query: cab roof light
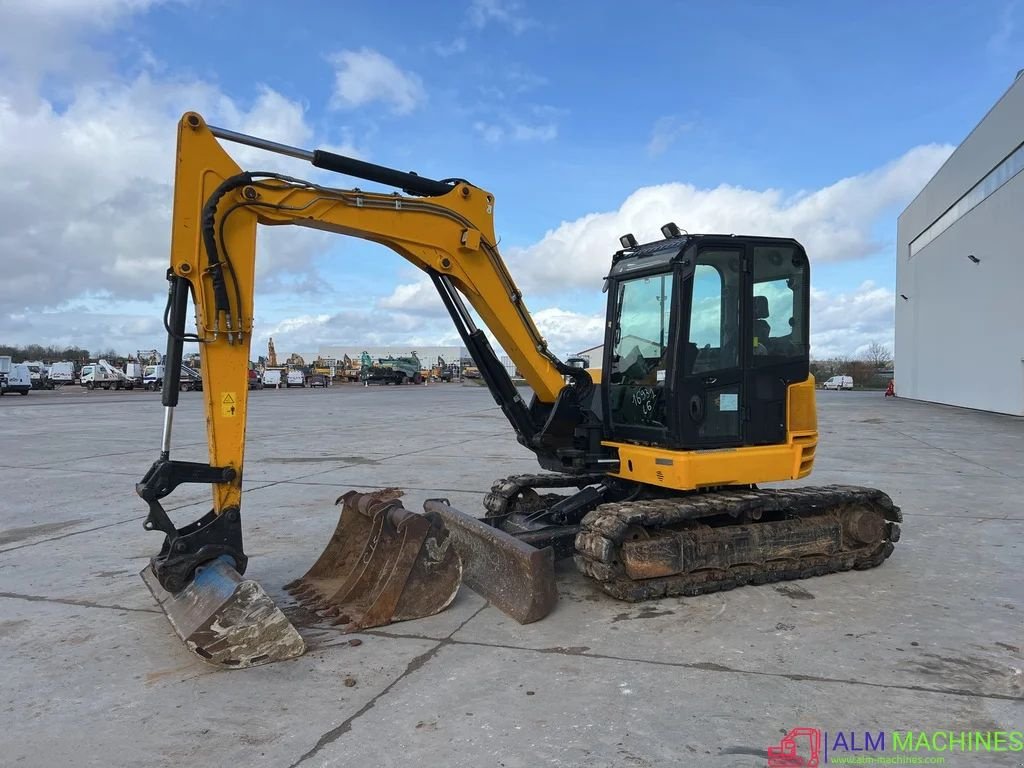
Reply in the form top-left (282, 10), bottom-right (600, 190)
top-left (660, 222), bottom-right (683, 239)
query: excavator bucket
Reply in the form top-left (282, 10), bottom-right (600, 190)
top-left (284, 489), bottom-right (462, 630)
top-left (141, 555), bottom-right (305, 669)
top-left (424, 499), bottom-right (557, 624)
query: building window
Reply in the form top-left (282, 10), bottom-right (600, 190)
top-left (909, 141), bottom-right (1024, 258)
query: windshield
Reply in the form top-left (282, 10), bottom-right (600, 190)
top-left (608, 272), bottom-right (673, 429)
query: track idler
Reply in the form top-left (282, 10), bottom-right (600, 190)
top-left (285, 489), bottom-right (463, 631)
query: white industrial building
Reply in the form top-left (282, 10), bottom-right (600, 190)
top-left (896, 72), bottom-right (1024, 416)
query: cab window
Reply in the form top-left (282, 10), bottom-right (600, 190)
top-left (686, 250), bottom-right (741, 374)
top-left (752, 246), bottom-right (808, 364)
top-left (608, 273), bottom-right (673, 428)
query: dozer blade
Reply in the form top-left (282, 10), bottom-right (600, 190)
top-left (425, 499), bottom-right (557, 624)
top-left (141, 555), bottom-right (305, 669)
top-left (285, 490), bottom-right (462, 631)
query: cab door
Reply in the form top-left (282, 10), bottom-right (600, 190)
top-left (604, 270), bottom-right (677, 445)
top-left (678, 246), bottom-right (745, 447)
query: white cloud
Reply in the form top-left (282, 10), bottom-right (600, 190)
top-left (988, 2), bottom-right (1017, 56)
top-left (467, 0), bottom-right (535, 33)
top-left (810, 280), bottom-right (895, 359)
top-left (647, 116), bottom-right (692, 157)
top-left (328, 48), bottom-right (425, 115)
top-left (531, 307), bottom-right (604, 357)
top-left (254, 307), bottom-right (463, 357)
top-left (0, 75), bottom-right (332, 313)
top-left (0, 2), bottom-right (363, 355)
top-left (507, 143), bottom-right (954, 294)
top-left (0, 0), bottom-right (165, 100)
top-left (377, 279), bottom-right (447, 315)
top-left (474, 118), bottom-right (557, 143)
top-left (432, 37), bottom-right (467, 57)
top-left (0, 303), bottom-right (168, 355)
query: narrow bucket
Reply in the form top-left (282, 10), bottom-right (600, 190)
top-left (141, 555), bottom-right (306, 669)
top-left (284, 490), bottom-right (462, 630)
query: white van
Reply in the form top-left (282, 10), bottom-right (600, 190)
top-left (822, 375), bottom-right (854, 391)
top-left (49, 361), bottom-right (76, 384)
top-left (286, 370), bottom-right (306, 388)
top-left (23, 361), bottom-right (47, 388)
top-left (124, 361), bottom-right (145, 387)
top-left (1, 363), bottom-right (32, 395)
top-left (262, 369), bottom-right (282, 388)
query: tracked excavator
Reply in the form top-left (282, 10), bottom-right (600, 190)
top-left (138, 113), bottom-right (901, 667)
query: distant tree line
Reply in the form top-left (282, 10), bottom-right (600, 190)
top-left (0, 344), bottom-right (103, 364)
top-left (810, 342), bottom-right (893, 389)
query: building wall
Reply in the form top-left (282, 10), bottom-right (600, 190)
top-left (574, 344), bottom-right (604, 368)
top-left (896, 76), bottom-right (1024, 416)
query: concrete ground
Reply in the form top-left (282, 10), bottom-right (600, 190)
top-left (0, 384), bottom-right (1020, 767)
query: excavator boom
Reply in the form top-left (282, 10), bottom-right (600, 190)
top-left (137, 113), bottom-right (592, 665)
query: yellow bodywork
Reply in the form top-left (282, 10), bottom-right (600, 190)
top-left (605, 376), bottom-right (818, 490)
top-left (168, 113), bottom-right (567, 515)
top-left (169, 112), bottom-right (819, 516)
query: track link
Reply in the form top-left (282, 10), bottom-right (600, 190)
top-left (574, 485), bottom-right (901, 601)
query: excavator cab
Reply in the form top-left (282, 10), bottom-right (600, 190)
top-left (603, 236), bottom-right (810, 450)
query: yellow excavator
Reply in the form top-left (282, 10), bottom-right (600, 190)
top-left (137, 113), bottom-right (901, 668)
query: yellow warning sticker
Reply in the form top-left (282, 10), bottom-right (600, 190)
top-left (221, 391), bottom-right (237, 417)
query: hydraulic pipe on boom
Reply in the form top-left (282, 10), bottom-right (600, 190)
top-left (137, 112), bottom-right (600, 667)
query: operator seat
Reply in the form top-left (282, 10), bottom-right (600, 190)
top-left (753, 295), bottom-right (771, 355)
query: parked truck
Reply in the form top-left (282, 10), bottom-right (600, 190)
top-left (143, 363), bottom-right (200, 391)
top-left (360, 351), bottom-right (423, 385)
top-left (81, 359), bottom-right (134, 390)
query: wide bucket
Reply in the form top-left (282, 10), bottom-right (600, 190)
top-left (141, 555), bottom-right (306, 669)
top-left (424, 499), bottom-right (557, 624)
top-left (285, 489), bottom-right (462, 630)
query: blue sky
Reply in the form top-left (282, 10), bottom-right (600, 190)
top-left (1, 0), bottom-right (1020, 359)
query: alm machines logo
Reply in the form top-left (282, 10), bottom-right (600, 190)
top-left (767, 726), bottom-right (1023, 765)
top-left (768, 728), bottom-right (821, 767)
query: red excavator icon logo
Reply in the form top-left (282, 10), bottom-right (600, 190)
top-left (767, 728), bottom-right (822, 767)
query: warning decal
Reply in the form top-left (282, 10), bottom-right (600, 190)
top-left (221, 391), bottom-right (237, 417)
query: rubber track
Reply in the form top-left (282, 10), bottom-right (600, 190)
top-left (574, 485), bottom-right (902, 601)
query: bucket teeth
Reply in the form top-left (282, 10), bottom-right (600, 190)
top-left (285, 489), bottom-right (463, 632)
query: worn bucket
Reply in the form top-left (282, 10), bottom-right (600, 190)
top-left (141, 555), bottom-right (306, 669)
top-left (285, 489), bottom-right (462, 630)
